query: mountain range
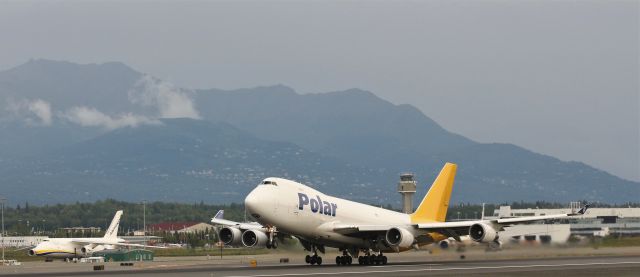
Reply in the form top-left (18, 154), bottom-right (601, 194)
top-left (0, 59), bottom-right (637, 205)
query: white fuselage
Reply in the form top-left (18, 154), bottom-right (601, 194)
top-left (245, 178), bottom-right (426, 249)
top-left (29, 237), bottom-right (122, 259)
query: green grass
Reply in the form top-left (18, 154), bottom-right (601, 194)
top-left (593, 236), bottom-right (640, 248)
top-left (0, 249), bottom-right (44, 262)
top-left (0, 246), bottom-right (268, 262)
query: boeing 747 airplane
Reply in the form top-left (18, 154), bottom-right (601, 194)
top-left (212, 163), bottom-right (588, 266)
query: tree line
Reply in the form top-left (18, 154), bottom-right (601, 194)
top-left (2, 199), bottom-right (247, 237)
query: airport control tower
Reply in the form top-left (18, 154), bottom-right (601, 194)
top-left (397, 173), bottom-right (417, 214)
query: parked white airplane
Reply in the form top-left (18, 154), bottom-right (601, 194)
top-left (212, 163), bottom-right (589, 266)
top-left (28, 210), bottom-right (162, 260)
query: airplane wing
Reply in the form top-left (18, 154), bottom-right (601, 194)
top-left (69, 238), bottom-right (167, 249)
top-left (417, 204), bottom-right (589, 239)
top-left (210, 210), bottom-right (263, 230)
top-left (332, 224), bottom-right (390, 234)
top-left (334, 204), bottom-right (589, 240)
top-left (104, 242), bottom-right (167, 249)
top-left (211, 220), bottom-right (263, 230)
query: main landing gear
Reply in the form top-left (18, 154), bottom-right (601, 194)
top-left (305, 254), bottom-right (322, 265)
top-left (357, 251), bottom-right (387, 265)
top-left (335, 249), bottom-right (387, 266)
top-left (335, 250), bottom-right (353, 265)
top-left (304, 245), bottom-right (323, 265)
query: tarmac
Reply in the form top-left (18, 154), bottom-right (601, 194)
top-left (0, 246), bottom-right (638, 277)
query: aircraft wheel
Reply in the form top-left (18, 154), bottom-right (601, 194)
top-left (347, 256), bottom-right (353, 265)
top-left (335, 256), bottom-right (341, 265)
top-left (309, 256), bottom-right (316, 265)
top-left (358, 256), bottom-right (363, 265)
top-left (266, 243), bottom-right (272, 249)
top-left (305, 255), bottom-right (311, 264)
top-left (367, 255), bottom-right (375, 265)
top-left (382, 256), bottom-right (388, 265)
top-left (271, 240), bottom-right (278, 249)
top-left (316, 256), bottom-right (322, 265)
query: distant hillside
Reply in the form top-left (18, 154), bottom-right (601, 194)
top-left (430, 143), bottom-right (636, 202)
top-left (0, 59), bottom-right (637, 205)
top-left (1, 118), bottom-right (390, 204)
top-left (195, 86), bottom-right (474, 171)
top-left (0, 59), bottom-right (142, 114)
top-left (194, 86), bottom-right (639, 203)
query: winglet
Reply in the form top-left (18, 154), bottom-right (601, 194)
top-left (410, 163), bottom-right (457, 223)
top-left (214, 210), bottom-right (224, 219)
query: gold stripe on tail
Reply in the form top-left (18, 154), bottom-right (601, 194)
top-left (410, 163), bottom-right (457, 223)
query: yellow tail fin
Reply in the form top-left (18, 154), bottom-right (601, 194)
top-left (410, 163), bottom-right (457, 223)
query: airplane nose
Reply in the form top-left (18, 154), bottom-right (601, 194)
top-left (244, 189), bottom-right (259, 213)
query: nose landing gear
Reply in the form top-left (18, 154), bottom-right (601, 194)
top-left (266, 226), bottom-right (278, 249)
top-left (266, 239), bottom-right (278, 249)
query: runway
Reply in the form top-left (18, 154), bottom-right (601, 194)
top-left (2, 255), bottom-right (639, 277)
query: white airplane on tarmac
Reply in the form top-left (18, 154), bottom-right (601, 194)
top-left (28, 210), bottom-right (163, 260)
top-left (212, 163), bottom-right (589, 266)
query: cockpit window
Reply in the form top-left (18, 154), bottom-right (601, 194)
top-left (261, 180), bottom-right (278, 186)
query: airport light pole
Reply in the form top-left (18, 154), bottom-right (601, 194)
top-left (143, 200), bottom-right (146, 251)
top-left (1, 196), bottom-right (6, 263)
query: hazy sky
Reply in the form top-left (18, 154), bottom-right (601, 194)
top-left (1, 0), bottom-right (638, 181)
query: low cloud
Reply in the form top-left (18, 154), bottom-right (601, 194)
top-left (4, 75), bottom-right (200, 131)
top-left (61, 106), bottom-right (160, 130)
top-left (129, 75), bottom-right (201, 119)
top-left (5, 98), bottom-right (53, 126)
top-left (28, 99), bottom-right (52, 125)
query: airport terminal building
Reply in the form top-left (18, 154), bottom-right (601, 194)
top-left (0, 236), bottom-right (48, 247)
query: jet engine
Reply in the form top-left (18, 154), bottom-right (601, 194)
top-left (385, 227), bottom-right (415, 248)
top-left (219, 227), bottom-right (242, 246)
top-left (438, 240), bottom-right (450, 249)
top-left (27, 249), bottom-right (35, 256)
top-left (469, 223), bottom-right (499, 243)
top-left (81, 244), bottom-right (105, 255)
top-left (241, 230), bottom-right (269, 248)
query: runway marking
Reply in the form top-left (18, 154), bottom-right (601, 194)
top-left (369, 263), bottom-right (442, 268)
top-left (225, 261), bottom-right (640, 277)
